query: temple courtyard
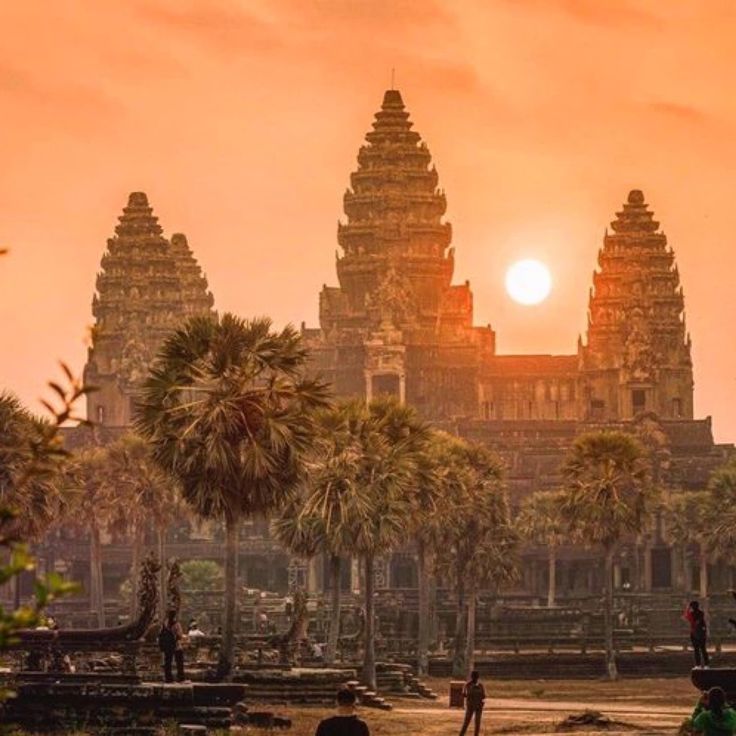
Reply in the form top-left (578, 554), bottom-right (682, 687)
top-left (0, 676), bottom-right (697, 735)
top-left (251, 677), bottom-right (694, 735)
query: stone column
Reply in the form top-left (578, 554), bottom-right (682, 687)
top-left (307, 556), bottom-right (320, 594)
top-left (643, 544), bottom-right (653, 592)
top-left (399, 373), bottom-right (406, 405)
top-left (364, 371), bottom-right (373, 402)
top-left (350, 557), bottom-right (361, 594)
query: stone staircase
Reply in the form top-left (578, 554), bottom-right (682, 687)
top-left (231, 667), bottom-right (355, 705)
top-left (376, 662), bottom-right (438, 700)
top-left (345, 679), bottom-right (392, 710)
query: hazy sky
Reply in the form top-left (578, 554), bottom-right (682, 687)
top-left (1, 0), bottom-right (735, 441)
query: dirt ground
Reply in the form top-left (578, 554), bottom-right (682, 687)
top-left (255, 677), bottom-right (699, 736)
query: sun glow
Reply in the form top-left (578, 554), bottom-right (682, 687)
top-left (505, 259), bottom-right (552, 305)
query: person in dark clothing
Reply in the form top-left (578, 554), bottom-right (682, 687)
top-left (684, 600), bottom-right (710, 668)
top-left (314, 688), bottom-right (369, 736)
top-left (159, 610), bottom-right (185, 683)
top-left (459, 670), bottom-right (486, 736)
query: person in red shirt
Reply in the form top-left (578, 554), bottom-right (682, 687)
top-left (684, 600), bottom-right (710, 668)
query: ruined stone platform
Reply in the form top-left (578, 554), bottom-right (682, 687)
top-left (0, 679), bottom-right (246, 733)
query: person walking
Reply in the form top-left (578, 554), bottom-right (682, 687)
top-left (314, 688), bottom-right (369, 736)
top-left (459, 670), bottom-right (486, 736)
top-left (159, 609), bottom-right (186, 683)
top-left (684, 600), bottom-right (710, 668)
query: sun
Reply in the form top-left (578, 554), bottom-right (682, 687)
top-left (505, 259), bottom-right (552, 305)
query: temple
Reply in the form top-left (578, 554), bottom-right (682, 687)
top-left (48, 89), bottom-right (730, 604)
top-left (84, 193), bottom-right (214, 427)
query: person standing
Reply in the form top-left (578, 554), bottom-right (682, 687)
top-left (459, 670), bottom-right (486, 736)
top-left (684, 600), bottom-right (710, 668)
top-left (314, 688), bottom-right (369, 736)
top-left (159, 609), bottom-right (186, 683)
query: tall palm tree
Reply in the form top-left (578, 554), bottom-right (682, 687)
top-left (517, 490), bottom-right (569, 607)
top-left (433, 438), bottom-right (516, 678)
top-left (136, 314), bottom-right (329, 678)
top-left (411, 431), bottom-right (447, 676)
top-left (272, 406), bottom-right (368, 665)
top-left (104, 434), bottom-right (183, 617)
top-left (64, 446), bottom-right (120, 627)
top-left (562, 430), bottom-right (655, 681)
top-left (665, 491), bottom-right (716, 602)
top-left (0, 393), bottom-right (64, 542)
top-left (302, 398), bottom-right (424, 690)
top-left (0, 393), bottom-right (66, 608)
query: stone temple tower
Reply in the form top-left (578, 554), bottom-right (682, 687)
top-left (84, 192), bottom-right (214, 427)
top-left (305, 89), bottom-right (495, 419)
top-left (579, 190), bottom-right (694, 421)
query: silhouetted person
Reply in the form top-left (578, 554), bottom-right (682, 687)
top-left (159, 609), bottom-right (185, 683)
top-left (684, 600), bottom-right (710, 668)
top-left (314, 688), bottom-right (369, 736)
top-left (459, 670), bottom-right (486, 736)
top-left (692, 686), bottom-right (736, 735)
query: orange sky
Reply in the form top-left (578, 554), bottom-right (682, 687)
top-left (1, 0), bottom-right (735, 441)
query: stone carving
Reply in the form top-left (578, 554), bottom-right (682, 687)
top-left (623, 308), bottom-right (656, 382)
top-left (366, 264), bottom-right (417, 329)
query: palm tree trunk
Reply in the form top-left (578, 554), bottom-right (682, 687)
top-left (130, 522), bottom-right (143, 618)
top-left (699, 548), bottom-right (709, 613)
top-left (464, 582), bottom-right (477, 677)
top-left (417, 540), bottom-right (430, 676)
top-left (157, 525), bottom-right (167, 618)
top-left (548, 545), bottom-right (557, 607)
top-left (90, 522), bottom-right (105, 628)
top-left (217, 514), bottom-right (240, 680)
top-left (452, 576), bottom-right (467, 679)
top-left (362, 554), bottom-right (377, 691)
top-left (603, 547), bottom-right (617, 680)
top-left (326, 554), bottom-right (341, 665)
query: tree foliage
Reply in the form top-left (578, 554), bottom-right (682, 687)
top-left (135, 313), bottom-right (330, 678)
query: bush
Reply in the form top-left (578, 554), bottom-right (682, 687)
top-left (180, 559), bottom-right (224, 591)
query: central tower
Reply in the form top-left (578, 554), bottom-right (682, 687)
top-left (306, 89), bottom-right (494, 418)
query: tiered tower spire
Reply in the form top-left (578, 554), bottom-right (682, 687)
top-left (580, 189), bottom-right (693, 420)
top-left (169, 233), bottom-right (214, 315)
top-left (311, 90), bottom-right (494, 418)
top-left (325, 89), bottom-right (457, 334)
top-left (85, 192), bottom-right (214, 426)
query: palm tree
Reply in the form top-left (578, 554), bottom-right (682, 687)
top-left (300, 398), bottom-right (424, 690)
top-left (665, 491), bottom-right (716, 602)
top-left (0, 393), bottom-right (64, 542)
top-left (0, 393), bottom-right (66, 608)
top-left (272, 406), bottom-right (367, 664)
top-left (517, 490), bottom-right (568, 606)
top-left (104, 434), bottom-right (183, 617)
top-left (136, 314), bottom-right (329, 678)
top-left (411, 431), bottom-right (447, 676)
top-left (64, 446), bottom-right (120, 627)
top-left (64, 446), bottom-right (129, 628)
top-left (561, 430), bottom-right (655, 680)
top-left (433, 438), bottom-right (517, 678)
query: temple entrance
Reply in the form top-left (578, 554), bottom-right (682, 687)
top-left (651, 547), bottom-right (672, 589)
top-left (371, 373), bottom-right (401, 399)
